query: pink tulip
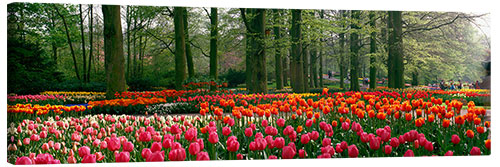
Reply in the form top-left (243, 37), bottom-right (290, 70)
top-left (78, 146), bottom-right (91, 158)
top-left (151, 142), bottom-right (162, 153)
top-left (115, 152), bottom-right (130, 162)
top-left (81, 154), bottom-right (96, 163)
top-left (245, 128), bottom-right (253, 137)
top-left (208, 132), bottom-right (219, 144)
top-left (196, 152), bottom-right (210, 161)
top-left (222, 126), bottom-right (231, 136)
top-left (15, 156), bottom-right (32, 165)
top-left (169, 148), bottom-right (186, 161)
top-left (141, 148), bottom-right (152, 159)
top-left (184, 128), bottom-right (197, 142)
top-left (189, 142), bottom-right (201, 155)
top-left (108, 137), bottom-right (121, 151)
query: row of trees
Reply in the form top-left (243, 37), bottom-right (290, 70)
top-left (8, 3), bottom-right (490, 97)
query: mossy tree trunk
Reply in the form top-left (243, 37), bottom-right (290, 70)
top-left (291, 9), bottom-right (305, 93)
top-left (273, 9), bottom-right (284, 90)
top-left (183, 8), bottom-right (195, 78)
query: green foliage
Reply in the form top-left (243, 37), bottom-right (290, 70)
top-left (49, 80), bottom-right (106, 92)
top-left (7, 38), bottom-right (63, 94)
top-left (219, 68), bottom-right (246, 88)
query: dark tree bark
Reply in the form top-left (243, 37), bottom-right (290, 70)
top-left (273, 9), bottom-right (284, 90)
top-left (126, 6), bottom-right (131, 80)
top-left (209, 8), bottom-right (218, 80)
top-left (283, 54), bottom-right (289, 86)
top-left (88, 5), bottom-right (93, 82)
top-left (183, 8), bottom-right (195, 78)
top-left (303, 47), bottom-right (309, 92)
top-left (311, 48), bottom-right (318, 88)
top-left (350, 10), bottom-right (361, 91)
top-left (54, 5), bottom-right (80, 81)
top-left (102, 5), bottom-right (126, 99)
top-left (387, 11), bottom-right (394, 88)
top-left (369, 11), bottom-right (377, 89)
top-left (319, 10), bottom-right (325, 88)
top-left (241, 9), bottom-right (267, 93)
top-left (388, 11), bottom-right (404, 88)
top-left (79, 4), bottom-right (87, 82)
top-left (338, 10), bottom-right (346, 89)
top-left (291, 9), bottom-right (305, 93)
top-left (174, 7), bottom-right (188, 90)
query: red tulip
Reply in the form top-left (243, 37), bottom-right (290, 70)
top-left (404, 149), bottom-right (414, 157)
top-left (451, 135), bottom-right (460, 144)
top-left (299, 149), bottom-right (307, 158)
top-left (95, 152), bottom-right (104, 161)
top-left (78, 146), bottom-right (91, 158)
top-left (169, 148), bottom-right (186, 161)
top-left (208, 132), bottom-right (219, 144)
top-left (322, 138), bottom-right (332, 147)
top-left (424, 141), bottom-right (434, 152)
top-left (147, 151), bottom-right (165, 162)
top-left (185, 128), bottom-right (198, 142)
top-left (23, 138), bottom-right (30, 145)
top-left (282, 146), bottom-right (296, 159)
top-left (123, 141), bottom-right (134, 152)
top-left (67, 156), bottom-right (76, 163)
top-left (245, 128), bottom-right (253, 137)
top-left (108, 137), bottom-right (121, 151)
top-left (141, 148), bottom-right (152, 159)
top-left (274, 137), bottom-right (285, 149)
top-left (262, 119), bottom-right (268, 127)
top-left (226, 136), bottom-right (240, 152)
top-left (445, 151), bottom-right (454, 156)
top-left (196, 152), bottom-right (210, 161)
top-left (369, 137), bottom-right (381, 150)
top-left (300, 134), bottom-right (310, 144)
top-left (390, 137), bottom-right (399, 148)
top-left (81, 154), bottom-right (96, 163)
top-left (341, 122), bottom-right (350, 131)
top-left (306, 119), bottom-right (313, 127)
top-left (222, 127), bottom-right (231, 136)
top-left (189, 142), bottom-right (201, 155)
top-left (139, 131), bottom-right (152, 142)
top-left (34, 153), bottom-right (55, 164)
top-left (277, 118), bottom-right (285, 127)
top-left (384, 145), bottom-right (392, 155)
top-left (42, 143), bottom-right (50, 151)
top-left (470, 147), bottom-right (481, 155)
top-left (348, 145), bottom-right (359, 158)
top-left (237, 153), bottom-right (244, 160)
top-left (268, 155), bottom-right (278, 159)
top-left (15, 156), bottom-right (32, 165)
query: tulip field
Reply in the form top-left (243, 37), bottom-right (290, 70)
top-left (6, 88), bottom-right (491, 165)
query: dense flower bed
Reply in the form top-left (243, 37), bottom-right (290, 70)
top-left (7, 88), bottom-right (491, 164)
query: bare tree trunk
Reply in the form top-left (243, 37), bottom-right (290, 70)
top-left (102, 5), bottom-right (126, 99)
top-left (79, 4), bottom-right (87, 82)
top-left (126, 6), bottom-right (131, 80)
top-left (88, 4), bottom-right (93, 82)
top-left (291, 9), bottom-right (304, 93)
top-left (174, 7), bottom-right (188, 90)
top-left (273, 9), bottom-right (283, 90)
top-left (55, 5), bottom-right (80, 81)
top-left (183, 8), bottom-right (195, 78)
top-left (209, 8), bottom-right (218, 84)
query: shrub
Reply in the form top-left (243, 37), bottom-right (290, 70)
top-left (220, 69), bottom-right (246, 88)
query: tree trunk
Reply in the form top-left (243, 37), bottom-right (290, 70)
top-left (387, 11), bottom-right (394, 88)
top-left (291, 9), bottom-right (304, 93)
top-left (250, 9), bottom-right (267, 93)
top-left (174, 7), bottom-right (188, 90)
top-left (388, 11), bottom-right (404, 88)
top-left (47, 10), bottom-right (57, 64)
top-left (55, 5), bottom-right (80, 81)
top-left (102, 5), bottom-right (126, 99)
top-left (283, 54), bottom-right (289, 86)
top-left (79, 5), bottom-right (87, 82)
top-left (133, 16), bottom-right (137, 77)
top-left (319, 10), bottom-right (325, 88)
top-left (412, 71), bottom-right (418, 86)
top-left (140, 36), bottom-right (147, 77)
top-left (273, 9), bottom-right (284, 90)
top-left (311, 48), bottom-right (319, 88)
top-left (88, 5), bottom-right (93, 82)
top-left (303, 47), bottom-right (309, 92)
top-left (209, 8), bottom-right (218, 81)
top-left (126, 6), bottom-right (131, 80)
top-left (349, 10), bottom-right (361, 91)
top-left (338, 10), bottom-right (346, 90)
top-left (369, 11), bottom-right (377, 89)
top-left (183, 8), bottom-right (195, 78)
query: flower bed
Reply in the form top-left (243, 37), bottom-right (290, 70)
top-left (7, 88), bottom-right (491, 164)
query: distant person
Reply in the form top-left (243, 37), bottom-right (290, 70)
top-left (458, 80), bottom-right (462, 89)
top-left (449, 80), bottom-right (455, 90)
top-left (439, 80), bottom-right (445, 90)
top-left (328, 70), bottom-right (332, 79)
top-left (475, 80), bottom-right (480, 89)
